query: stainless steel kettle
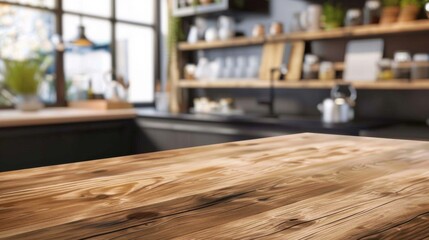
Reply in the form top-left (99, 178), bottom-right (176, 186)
top-left (318, 85), bottom-right (357, 124)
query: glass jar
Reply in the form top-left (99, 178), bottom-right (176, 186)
top-left (302, 54), bottom-right (319, 80)
top-left (345, 9), bottom-right (363, 27)
top-left (319, 61), bottom-right (335, 81)
top-left (377, 58), bottom-right (394, 80)
top-left (392, 51), bottom-right (412, 80)
top-left (411, 53), bottom-right (429, 80)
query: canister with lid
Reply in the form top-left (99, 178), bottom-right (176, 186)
top-left (392, 51), bottom-right (412, 80)
top-left (319, 61), bottom-right (336, 81)
top-left (411, 53), bottom-right (429, 80)
top-left (302, 54), bottom-right (319, 80)
top-left (377, 58), bottom-right (393, 80)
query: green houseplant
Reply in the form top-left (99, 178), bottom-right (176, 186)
top-left (323, 2), bottom-right (345, 30)
top-left (398, 0), bottom-right (422, 22)
top-left (380, 0), bottom-right (401, 24)
top-left (2, 56), bottom-right (52, 111)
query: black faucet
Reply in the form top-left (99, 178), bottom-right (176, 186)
top-left (258, 65), bottom-right (288, 118)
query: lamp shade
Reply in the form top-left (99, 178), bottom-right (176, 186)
top-left (71, 25), bottom-right (93, 47)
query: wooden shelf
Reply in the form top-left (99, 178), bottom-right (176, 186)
top-left (178, 20), bottom-right (429, 51)
top-left (178, 80), bottom-right (429, 90)
top-left (178, 37), bottom-right (265, 51)
top-left (178, 80), bottom-right (341, 89)
top-left (268, 20), bottom-right (429, 42)
top-left (350, 80), bottom-right (429, 90)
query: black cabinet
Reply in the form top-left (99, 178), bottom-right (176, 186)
top-left (134, 109), bottom-right (387, 153)
top-left (0, 120), bottom-right (135, 172)
top-left (135, 118), bottom-right (296, 153)
top-left (0, 110), bottom-right (388, 172)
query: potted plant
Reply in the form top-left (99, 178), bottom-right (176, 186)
top-left (2, 56), bottom-right (52, 111)
top-left (380, 0), bottom-right (401, 24)
top-left (398, 0), bottom-right (422, 22)
top-left (323, 2), bottom-right (345, 30)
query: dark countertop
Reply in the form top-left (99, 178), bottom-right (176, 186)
top-left (136, 108), bottom-right (390, 135)
top-left (361, 124), bottom-right (429, 141)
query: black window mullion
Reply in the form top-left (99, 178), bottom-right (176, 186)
top-left (111, 0), bottom-right (117, 80)
top-left (154, 0), bottom-right (161, 92)
top-left (55, 0), bottom-right (66, 106)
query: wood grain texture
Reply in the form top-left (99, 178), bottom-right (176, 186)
top-left (0, 108), bottom-right (136, 128)
top-left (1, 133), bottom-right (429, 239)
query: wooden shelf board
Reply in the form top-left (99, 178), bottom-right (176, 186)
top-left (351, 80), bottom-right (429, 90)
top-left (178, 20), bottom-right (429, 51)
top-left (178, 79), bottom-right (270, 88)
top-left (178, 79), bottom-right (429, 90)
top-left (268, 20), bottom-right (429, 42)
top-left (178, 37), bottom-right (265, 51)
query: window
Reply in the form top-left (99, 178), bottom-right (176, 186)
top-left (0, 0), bottom-right (159, 107)
top-left (0, 4), bottom-right (56, 106)
top-left (116, 23), bottom-right (155, 103)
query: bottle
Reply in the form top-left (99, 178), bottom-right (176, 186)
top-left (87, 79), bottom-right (94, 100)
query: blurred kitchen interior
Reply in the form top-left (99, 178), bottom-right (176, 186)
top-left (0, 0), bottom-right (429, 172)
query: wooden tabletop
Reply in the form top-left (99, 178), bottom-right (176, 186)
top-left (0, 108), bottom-right (136, 128)
top-left (1, 133), bottom-right (429, 239)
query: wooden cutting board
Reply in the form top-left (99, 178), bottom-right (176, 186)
top-left (259, 41), bottom-right (305, 82)
top-left (259, 42), bottom-right (285, 80)
top-left (69, 100), bottom-right (133, 110)
top-left (286, 40), bottom-right (305, 81)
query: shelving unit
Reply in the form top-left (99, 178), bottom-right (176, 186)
top-left (170, 0), bottom-right (429, 112)
top-left (178, 80), bottom-right (429, 90)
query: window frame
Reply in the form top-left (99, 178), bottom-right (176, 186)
top-left (0, 0), bottom-right (160, 107)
